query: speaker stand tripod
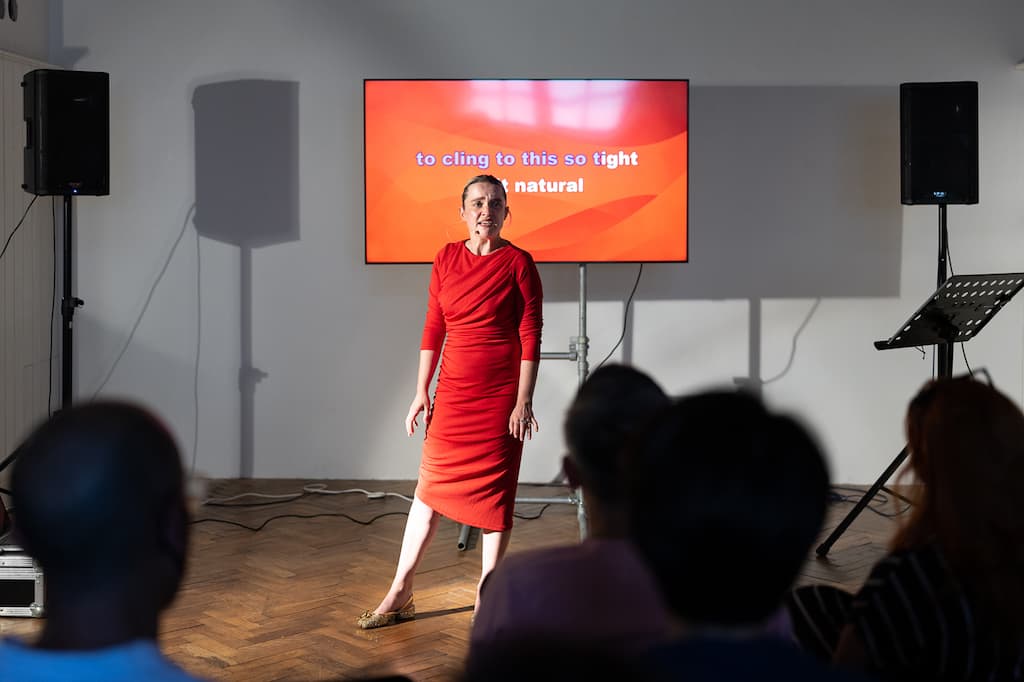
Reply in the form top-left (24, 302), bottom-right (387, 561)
top-left (816, 205), bottom-right (1024, 556)
top-left (59, 194), bottom-right (83, 410)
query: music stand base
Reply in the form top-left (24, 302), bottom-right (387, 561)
top-left (816, 446), bottom-right (908, 556)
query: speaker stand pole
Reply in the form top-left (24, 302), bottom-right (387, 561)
top-left (816, 204), bottom-right (952, 556)
top-left (60, 194), bottom-right (83, 410)
top-left (934, 205), bottom-right (955, 378)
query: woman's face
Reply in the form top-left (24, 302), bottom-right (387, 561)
top-left (460, 182), bottom-right (508, 241)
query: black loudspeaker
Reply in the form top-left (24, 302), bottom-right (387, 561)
top-left (900, 81), bottom-right (978, 205)
top-left (22, 69), bottom-right (110, 196)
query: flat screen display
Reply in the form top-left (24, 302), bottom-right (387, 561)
top-left (364, 79), bottom-right (688, 263)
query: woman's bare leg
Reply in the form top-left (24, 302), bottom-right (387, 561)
top-left (373, 495), bottom-right (440, 614)
top-left (476, 528), bottom-right (512, 611)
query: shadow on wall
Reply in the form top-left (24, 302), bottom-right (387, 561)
top-left (77, 311), bottom-right (206, 473)
top-left (192, 78), bottom-right (301, 477)
top-left (48, 1), bottom-right (87, 67)
top-left (538, 85), bottom-right (902, 303)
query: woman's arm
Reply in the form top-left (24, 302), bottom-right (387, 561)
top-left (508, 360), bottom-right (539, 441)
top-left (409, 252), bottom-right (445, 436)
top-left (406, 349), bottom-right (439, 436)
top-left (509, 254), bottom-right (543, 441)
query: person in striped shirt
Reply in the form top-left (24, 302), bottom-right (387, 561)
top-left (790, 376), bottom-right (1024, 680)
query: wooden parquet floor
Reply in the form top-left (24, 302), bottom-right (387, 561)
top-left (0, 479), bottom-right (905, 681)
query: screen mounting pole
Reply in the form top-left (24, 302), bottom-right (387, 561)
top-left (513, 264), bottom-right (591, 540)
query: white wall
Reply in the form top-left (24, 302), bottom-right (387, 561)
top-left (0, 0), bottom-right (48, 62)
top-left (49, 0), bottom-right (1024, 483)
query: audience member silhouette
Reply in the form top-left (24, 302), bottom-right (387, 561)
top-left (0, 401), bottom-right (204, 681)
top-left (470, 364), bottom-right (673, 656)
top-left (462, 637), bottom-right (658, 681)
top-left (789, 376), bottom-right (1024, 680)
top-left (629, 390), bottom-right (869, 681)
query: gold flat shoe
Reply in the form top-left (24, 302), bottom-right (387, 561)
top-left (357, 596), bottom-right (415, 630)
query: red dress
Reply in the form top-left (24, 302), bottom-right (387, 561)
top-left (417, 241), bottom-right (543, 532)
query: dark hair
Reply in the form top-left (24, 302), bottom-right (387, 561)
top-left (628, 391), bottom-right (829, 627)
top-left (12, 401), bottom-right (187, 586)
top-left (893, 377), bottom-right (1024, 637)
top-left (564, 364), bottom-right (669, 502)
top-left (461, 174), bottom-right (507, 205)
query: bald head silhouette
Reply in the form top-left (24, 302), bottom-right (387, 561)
top-left (11, 401), bottom-right (190, 648)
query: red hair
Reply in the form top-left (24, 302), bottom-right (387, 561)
top-left (893, 377), bottom-right (1024, 638)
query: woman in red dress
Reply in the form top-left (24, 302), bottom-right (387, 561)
top-left (358, 174), bottom-right (543, 629)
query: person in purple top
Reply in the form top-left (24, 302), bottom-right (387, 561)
top-left (469, 364), bottom-right (673, 659)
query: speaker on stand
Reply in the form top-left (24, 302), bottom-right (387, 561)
top-left (817, 81), bottom-right (980, 556)
top-left (900, 81), bottom-right (978, 205)
top-left (22, 68), bottom-right (110, 410)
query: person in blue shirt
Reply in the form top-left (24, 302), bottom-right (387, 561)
top-left (0, 401), bottom-right (204, 682)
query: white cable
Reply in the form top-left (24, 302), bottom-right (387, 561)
top-left (202, 491), bottom-right (303, 504)
top-left (201, 483), bottom-right (414, 506)
top-left (302, 483), bottom-right (414, 502)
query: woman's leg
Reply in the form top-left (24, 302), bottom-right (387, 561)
top-left (476, 528), bottom-right (512, 611)
top-left (373, 495), bottom-right (440, 614)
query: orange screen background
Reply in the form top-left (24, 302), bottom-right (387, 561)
top-left (365, 80), bottom-right (688, 263)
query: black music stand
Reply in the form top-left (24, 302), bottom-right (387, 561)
top-left (816, 271), bottom-right (1024, 556)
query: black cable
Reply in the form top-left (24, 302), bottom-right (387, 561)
top-left (972, 367), bottom-right (993, 386)
top-left (192, 227), bottom-right (201, 476)
top-left (191, 511), bottom-right (410, 532)
top-left (866, 504), bottom-right (914, 519)
top-left (831, 484), bottom-right (893, 500)
top-left (196, 490), bottom-right (556, 529)
top-left (203, 495), bottom-right (309, 508)
top-left (961, 343), bottom-right (974, 376)
top-left (879, 485), bottom-right (915, 506)
top-left (48, 198), bottom-right (57, 415)
top-left (828, 485), bottom-right (913, 518)
top-left (92, 204), bottom-right (196, 397)
top-left (191, 477), bottom-right (559, 533)
top-left (830, 485), bottom-right (909, 509)
top-left (513, 503), bottom-right (551, 521)
top-left (0, 195), bottom-right (38, 263)
top-left (762, 299), bottom-right (821, 384)
top-left (595, 264), bottom-right (643, 369)
top-left (944, 238), bottom-right (976, 375)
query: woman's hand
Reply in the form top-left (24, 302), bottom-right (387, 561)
top-left (406, 392), bottom-right (431, 436)
top-left (508, 401), bottom-right (539, 441)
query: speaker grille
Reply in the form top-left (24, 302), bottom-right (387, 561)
top-left (22, 69), bottom-right (110, 197)
top-left (900, 81), bottom-right (978, 206)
